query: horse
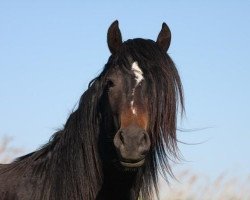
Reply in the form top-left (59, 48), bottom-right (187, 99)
top-left (0, 20), bottom-right (184, 200)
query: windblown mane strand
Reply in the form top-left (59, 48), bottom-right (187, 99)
top-left (18, 78), bottom-right (106, 200)
top-left (115, 39), bottom-right (184, 200)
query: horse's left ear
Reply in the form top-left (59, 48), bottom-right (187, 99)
top-left (107, 20), bottom-right (123, 54)
top-left (156, 22), bottom-right (171, 52)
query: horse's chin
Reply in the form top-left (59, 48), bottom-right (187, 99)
top-left (120, 158), bottom-right (145, 168)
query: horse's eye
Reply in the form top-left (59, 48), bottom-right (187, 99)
top-left (106, 79), bottom-right (115, 88)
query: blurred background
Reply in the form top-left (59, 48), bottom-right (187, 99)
top-left (0, 1), bottom-right (250, 199)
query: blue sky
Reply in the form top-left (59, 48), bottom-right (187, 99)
top-left (0, 1), bottom-right (250, 178)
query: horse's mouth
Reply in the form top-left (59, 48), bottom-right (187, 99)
top-left (120, 158), bottom-right (145, 168)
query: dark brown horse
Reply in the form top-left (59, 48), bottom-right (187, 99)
top-left (0, 21), bottom-right (184, 200)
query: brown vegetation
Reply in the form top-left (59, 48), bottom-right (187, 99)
top-left (0, 136), bottom-right (24, 164)
top-left (159, 169), bottom-right (250, 200)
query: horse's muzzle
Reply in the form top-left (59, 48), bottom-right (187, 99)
top-left (113, 125), bottom-right (151, 168)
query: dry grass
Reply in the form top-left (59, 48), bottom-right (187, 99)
top-left (159, 169), bottom-right (250, 200)
top-left (1, 137), bottom-right (249, 199)
top-left (0, 136), bottom-right (24, 164)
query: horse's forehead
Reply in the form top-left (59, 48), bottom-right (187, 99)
top-left (106, 59), bottom-right (145, 87)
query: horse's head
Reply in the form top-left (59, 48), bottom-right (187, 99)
top-left (105, 57), bottom-right (150, 168)
top-left (96, 20), bottom-right (181, 169)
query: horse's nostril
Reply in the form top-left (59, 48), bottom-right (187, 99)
top-left (114, 130), bottom-right (125, 148)
top-left (142, 133), bottom-right (146, 143)
top-left (139, 132), bottom-right (150, 153)
top-left (119, 131), bottom-right (125, 144)
top-left (138, 132), bottom-right (147, 145)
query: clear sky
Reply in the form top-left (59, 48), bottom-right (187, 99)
top-left (0, 1), bottom-right (250, 178)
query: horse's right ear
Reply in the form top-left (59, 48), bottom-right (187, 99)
top-left (107, 20), bottom-right (122, 54)
top-left (156, 22), bottom-right (171, 52)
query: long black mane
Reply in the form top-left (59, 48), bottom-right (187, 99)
top-left (109, 39), bottom-right (184, 199)
top-left (0, 38), bottom-right (183, 200)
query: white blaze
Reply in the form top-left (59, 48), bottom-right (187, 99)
top-left (130, 61), bottom-right (144, 115)
top-left (130, 100), bottom-right (136, 115)
top-left (130, 89), bottom-right (136, 114)
top-left (131, 61), bottom-right (144, 86)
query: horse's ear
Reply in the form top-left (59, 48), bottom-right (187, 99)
top-left (107, 20), bottom-right (122, 54)
top-left (156, 22), bottom-right (171, 52)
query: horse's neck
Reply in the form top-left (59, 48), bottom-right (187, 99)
top-left (97, 166), bottom-right (141, 200)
